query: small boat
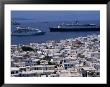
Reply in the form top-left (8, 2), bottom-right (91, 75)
top-left (11, 26), bottom-right (45, 36)
top-left (11, 20), bottom-right (20, 25)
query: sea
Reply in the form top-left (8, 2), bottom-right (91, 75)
top-left (11, 20), bottom-right (100, 45)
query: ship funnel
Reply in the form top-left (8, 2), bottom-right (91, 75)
top-left (16, 26), bottom-right (20, 30)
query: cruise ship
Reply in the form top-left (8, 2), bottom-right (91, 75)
top-left (49, 21), bottom-right (100, 32)
top-left (11, 26), bottom-right (45, 36)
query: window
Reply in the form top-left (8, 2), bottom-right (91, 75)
top-left (11, 71), bottom-right (14, 74)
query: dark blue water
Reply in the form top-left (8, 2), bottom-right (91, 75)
top-left (11, 20), bottom-right (100, 45)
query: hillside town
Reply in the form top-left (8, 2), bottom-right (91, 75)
top-left (11, 34), bottom-right (100, 77)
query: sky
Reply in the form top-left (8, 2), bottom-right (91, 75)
top-left (11, 11), bottom-right (100, 22)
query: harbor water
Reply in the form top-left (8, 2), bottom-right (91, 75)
top-left (11, 20), bottom-right (100, 45)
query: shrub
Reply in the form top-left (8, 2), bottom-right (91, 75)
top-left (21, 46), bottom-right (34, 51)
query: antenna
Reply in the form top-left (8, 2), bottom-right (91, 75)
top-left (74, 18), bottom-right (78, 24)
